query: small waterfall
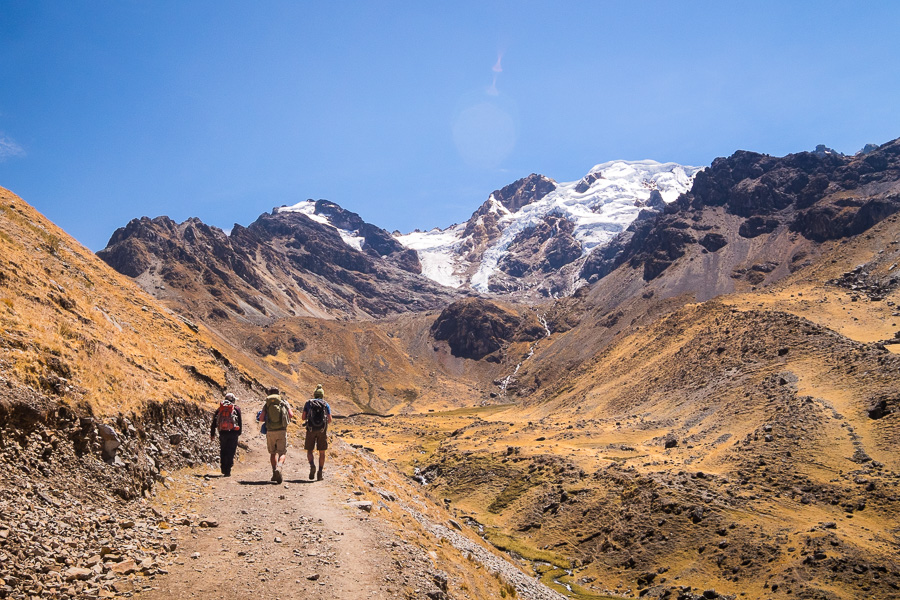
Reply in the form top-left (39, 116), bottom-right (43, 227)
top-left (538, 314), bottom-right (551, 337)
top-left (413, 467), bottom-right (428, 485)
top-left (499, 313), bottom-right (551, 395)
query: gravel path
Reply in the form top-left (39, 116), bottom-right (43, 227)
top-left (135, 431), bottom-right (573, 600)
top-left (139, 433), bottom-right (400, 600)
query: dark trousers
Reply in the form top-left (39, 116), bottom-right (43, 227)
top-left (219, 431), bottom-right (240, 475)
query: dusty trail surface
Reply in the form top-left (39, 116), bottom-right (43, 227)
top-left (141, 432), bottom-right (401, 600)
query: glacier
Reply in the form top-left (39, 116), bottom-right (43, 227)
top-left (399, 160), bottom-right (700, 292)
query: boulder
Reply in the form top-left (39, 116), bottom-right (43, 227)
top-left (698, 233), bottom-right (727, 252)
top-left (97, 424), bottom-right (120, 460)
top-left (64, 567), bottom-right (92, 581)
top-left (348, 501), bottom-right (374, 512)
top-left (110, 558), bottom-right (137, 575)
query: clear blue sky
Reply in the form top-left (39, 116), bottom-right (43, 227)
top-left (1, 2), bottom-right (899, 250)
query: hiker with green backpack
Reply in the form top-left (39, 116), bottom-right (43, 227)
top-left (257, 387), bottom-right (294, 484)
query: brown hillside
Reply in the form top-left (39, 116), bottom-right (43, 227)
top-left (346, 293), bottom-right (900, 598)
top-left (200, 297), bottom-right (545, 417)
top-left (0, 187), bottom-right (234, 416)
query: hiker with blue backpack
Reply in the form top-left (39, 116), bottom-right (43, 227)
top-left (302, 384), bottom-right (332, 481)
top-left (210, 392), bottom-right (242, 477)
top-left (257, 387), bottom-right (294, 484)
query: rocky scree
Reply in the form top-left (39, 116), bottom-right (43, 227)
top-left (0, 384), bottom-right (223, 599)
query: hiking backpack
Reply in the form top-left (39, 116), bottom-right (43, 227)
top-left (306, 399), bottom-right (327, 430)
top-left (265, 395), bottom-right (289, 431)
top-left (217, 403), bottom-right (239, 432)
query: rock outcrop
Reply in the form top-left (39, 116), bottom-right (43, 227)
top-left (460, 174), bottom-right (557, 263)
top-left (431, 298), bottom-right (545, 360)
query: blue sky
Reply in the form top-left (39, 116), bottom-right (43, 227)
top-left (1, 2), bottom-right (899, 250)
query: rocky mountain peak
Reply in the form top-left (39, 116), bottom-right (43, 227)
top-left (460, 174), bottom-right (557, 247)
top-left (491, 173), bottom-right (557, 213)
top-left (813, 144), bottom-right (843, 157)
top-left (276, 199), bottom-right (412, 262)
top-left (98, 200), bottom-right (459, 324)
top-left (399, 161), bottom-right (699, 297)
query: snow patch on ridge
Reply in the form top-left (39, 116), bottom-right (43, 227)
top-left (277, 200), bottom-right (366, 251)
top-left (487, 194), bottom-right (511, 216)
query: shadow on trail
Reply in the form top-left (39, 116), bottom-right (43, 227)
top-left (236, 479), bottom-right (316, 486)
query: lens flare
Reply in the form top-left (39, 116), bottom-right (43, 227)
top-left (452, 102), bottom-right (516, 168)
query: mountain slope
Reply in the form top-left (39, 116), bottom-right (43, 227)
top-left (337, 140), bottom-right (900, 599)
top-left (0, 187), bottom-right (236, 415)
top-left (581, 139), bottom-right (900, 287)
top-left (97, 200), bottom-right (462, 325)
top-left (383, 293), bottom-right (900, 599)
top-left (0, 186), bottom-right (271, 598)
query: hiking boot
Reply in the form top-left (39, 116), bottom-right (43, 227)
top-left (271, 469), bottom-right (278, 482)
top-left (309, 464), bottom-right (316, 480)
top-left (316, 469), bottom-right (323, 481)
top-left (274, 468), bottom-right (283, 484)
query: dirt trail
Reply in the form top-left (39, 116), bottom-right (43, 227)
top-left (140, 432), bottom-right (400, 600)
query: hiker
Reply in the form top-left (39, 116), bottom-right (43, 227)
top-left (210, 392), bottom-right (242, 477)
top-left (302, 384), bottom-right (332, 481)
top-left (257, 387), bottom-right (293, 484)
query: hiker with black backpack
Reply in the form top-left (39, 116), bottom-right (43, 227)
top-left (302, 384), bottom-right (332, 481)
top-left (210, 392), bottom-right (242, 477)
top-left (257, 387), bottom-right (294, 484)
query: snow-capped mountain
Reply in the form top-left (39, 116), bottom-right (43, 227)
top-left (166, 161), bottom-right (698, 304)
top-left (398, 160), bottom-right (700, 296)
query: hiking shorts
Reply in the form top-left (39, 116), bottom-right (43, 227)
top-left (304, 428), bottom-right (328, 451)
top-left (266, 429), bottom-right (287, 455)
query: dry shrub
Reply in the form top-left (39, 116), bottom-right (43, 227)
top-left (58, 321), bottom-right (78, 340)
top-left (496, 572), bottom-right (517, 598)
